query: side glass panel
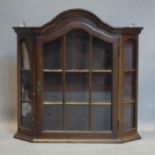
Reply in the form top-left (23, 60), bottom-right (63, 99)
top-left (20, 40), bottom-right (32, 129)
top-left (20, 41), bottom-right (31, 69)
top-left (66, 29), bottom-right (89, 69)
top-left (123, 39), bottom-right (136, 130)
top-left (124, 40), bottom-right (136, 70)
top-left (124, 73), bottom-right (135, 101)
top-left (124, 103), bottom-right (135, 129)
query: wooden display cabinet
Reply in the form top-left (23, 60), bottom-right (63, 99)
top-left (13, 9), bottom-right (143, 143)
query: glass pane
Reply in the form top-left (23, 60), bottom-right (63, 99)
top-left (21, 41), bottom-right (31, 69)
top-left (92, 37), bottom-right (112, 70)
top-left (65, 105), bottom-right (89, 130)
top-left (124, 103), bottom-right (135, 129)
top-left (42, 105), bottom-right (63, 130)
top-left (66, 73), bottom-right (89, 104)
top-left (92, 73), bottom-right (112, 103)
top-left (21, 70), bottom-right (32, 101)
top-left (20, 69), bottom-right (32, 128)
top-left (43, 38), bottom-right (63, 69)
top-left (21, 101), bottom-right (32, 128)
top-left (44, 73), bottom-right (63, 103)
top-left (124, 73), bottom-right (135, 101)
top-left (91, 105), bottom-right (111, 131)
top-left (66, 29), bottom-right (89, 69)
top-left (124, 39), bottom-right (136, 70)
top-left (20, 40), bottom-right (32, 129)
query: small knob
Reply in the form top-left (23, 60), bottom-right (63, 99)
top-left (129, 22), bottom-right (135, 27)
top-left (20, 21), bottom-right (26, 27)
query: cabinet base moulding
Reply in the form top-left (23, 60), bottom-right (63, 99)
top-left (14, 132), bottom-right (141, 143)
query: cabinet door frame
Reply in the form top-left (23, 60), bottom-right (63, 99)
top-left (119, 35), bottom-right (139, 137)
top-left (35, 25), bottom-right (120, 139)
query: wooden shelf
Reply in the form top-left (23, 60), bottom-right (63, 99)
top-left (44, 69), bottom-right (63, 73)
top-left (43, 101), bottom-right (111, 105)
top-left (43, 69), bottom-right (112, 73)
top-left (44, 101), bottom-right (62, 105)
top-left (66, 69), bottom-right (89, 73)
top-left (92, 102), bottom-right (111, 105)
top-left (92, 70), bottom-right (112, 73)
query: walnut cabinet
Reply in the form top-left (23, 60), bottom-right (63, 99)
top-left (13, 9), bottom-right (143, 143)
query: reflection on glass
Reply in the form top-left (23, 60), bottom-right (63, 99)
top-left (66, 29), bottom-right (89, 69)
top-left (66, 73), bottom-right (89, 104)
top-left (44, 73), bottom-right (63, 103)
top-left (124, 103), bottom-right (135, 129)
top-left (124, 40), bottom-right (136, 70)
top-left (20, 40), bottom-right (32, 128)
top-left (21, 41), bottom-right (31, 69)
top-left (65, 105), bottom-right (89, 130)
top-left (124, 73), bottom-right (135, 101)
top-left (21, 71), bottom-right (32, 101)
top-left (43, 38), bottom-right (63, 69)
top-left (92, 37), bottom-right (112, 69)
top-left (42, 105), bottom-right (63, 130)
top-left (91, 105), bottom-right (111, 131)
top-left (92, 73), bottom-right (112, 103)
top-left (21, 102), bottom-right (32, 128)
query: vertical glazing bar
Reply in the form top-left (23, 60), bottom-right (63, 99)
top-left (89, 35), bottom-right (92, 130)
top-left (62, 35), bottom-right (66, 130)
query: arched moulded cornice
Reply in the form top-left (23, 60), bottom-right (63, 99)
top-left (40, 9), bottom-right (115, 33)
top-left (13, 9), bottom-right (143, 35)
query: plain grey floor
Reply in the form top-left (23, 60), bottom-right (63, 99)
top-left (0, 122), bottom-right (155, 155)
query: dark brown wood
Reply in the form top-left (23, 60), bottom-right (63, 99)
top-left (13, 9), bottom-right (143, 143)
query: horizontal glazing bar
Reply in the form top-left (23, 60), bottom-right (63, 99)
top-left (43, 69), bottom-right (112, 73)
top-left (124, 69), bottom-right (136, 72)
top-left (92, 102), bottom-right (111, 105)
top-left (92, 70), bottom-right (112, 73)
top-left (43, 102), bottom-right (112, 105)
top-left (44, 69), bottom-right (63, 72)
top-left (44, 102), bottom-right (62, 105)
top-left (65, 102), bottom-right (89, 105)
top-left (66, 69), bottom-right (89, 73)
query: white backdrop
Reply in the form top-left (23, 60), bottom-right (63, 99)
top-left (0, 0), bottom-right (155, 130)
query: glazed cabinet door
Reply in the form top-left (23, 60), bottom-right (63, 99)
top-left (36, 29), bottom-right (119, 139)
top-left (121, 35), bottom-right (138, 135)
top-left (17, 37), bottom-right (33, 135)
